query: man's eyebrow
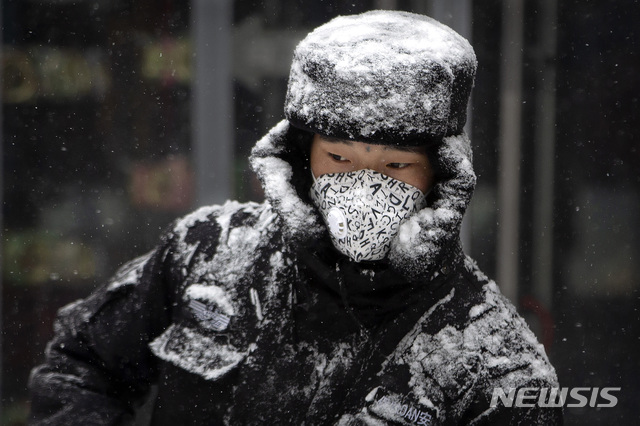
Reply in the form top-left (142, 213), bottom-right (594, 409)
top-left (383, 145), bottom-right (426, 153)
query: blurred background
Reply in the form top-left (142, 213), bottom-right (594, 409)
top-left (1, 0), bottom-right (638, 424)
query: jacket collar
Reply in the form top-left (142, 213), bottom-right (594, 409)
top-left (249, 120), bottom-right (325, 246)
top-left (249, 120), bottom-right (475, 282)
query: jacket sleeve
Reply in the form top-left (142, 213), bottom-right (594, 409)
top-left (28, 233), bottom-right (177, 426)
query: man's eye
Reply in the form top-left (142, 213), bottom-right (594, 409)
top-left (387, 162), bottom-right (410, 169)
top-left (329, 153), bottom-right (349, 162)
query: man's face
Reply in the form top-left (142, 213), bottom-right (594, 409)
top-left (309, 134), bottom-right (435, 194)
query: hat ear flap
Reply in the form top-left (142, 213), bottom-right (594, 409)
top-left (388, 133), bottom-right (475, 281)
top-left (282, 126), bottom-right (315, 203)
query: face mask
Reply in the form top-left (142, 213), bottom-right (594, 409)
top-left (309, 169), bottom-right (427, 262)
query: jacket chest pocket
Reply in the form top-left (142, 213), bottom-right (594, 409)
top-left (149, 283), bottom-right (253, 381)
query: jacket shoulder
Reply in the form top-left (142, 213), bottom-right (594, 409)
top-left (461, 257), bottom-right (557, 387)
top-left (371, 257), bottom-right (559, 423)
top-left (171, 200), bottom-right (276, 244)
top-left (397, 259), bottom-right (557, 388)
top-left (167, 201), bottom-right (278, 266)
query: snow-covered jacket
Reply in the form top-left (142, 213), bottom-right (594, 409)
top-left (29, 120), bottom-right (562, 425)
top-left (30, 11), bottom-right (561, 425)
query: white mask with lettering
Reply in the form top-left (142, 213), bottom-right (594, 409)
top-left (309, 169), bottom-right (427, 262)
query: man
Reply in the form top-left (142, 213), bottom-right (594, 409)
top-left (30, 10), bottom-right (562, 425)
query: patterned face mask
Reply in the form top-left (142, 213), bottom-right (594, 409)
top-left (309, 169), bottom-right (427, 262)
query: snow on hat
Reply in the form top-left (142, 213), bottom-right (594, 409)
top-left (284, 10), bottom-right (477, 146)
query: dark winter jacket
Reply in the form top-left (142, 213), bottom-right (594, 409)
top-left (29, 120), bottom-right (562, 425)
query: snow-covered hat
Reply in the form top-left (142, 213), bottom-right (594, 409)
top-left (284, 10), bottom-right (477, 146)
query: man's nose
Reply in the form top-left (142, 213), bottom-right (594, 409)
top-left (353, 161), bottom-right (386, 176)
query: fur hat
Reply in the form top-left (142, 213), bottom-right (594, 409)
top-left (284, 10), bottom-right (477, 146)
